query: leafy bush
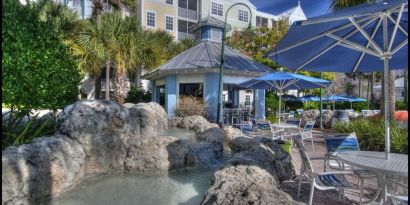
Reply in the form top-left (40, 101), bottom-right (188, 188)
top-left (266, 114), bottom-right (279, 124)
top-left (335, 101), bottom-right (369, 111)
top-left (396, 101), bottom-right (408, 110)
top-left (175, 96), bottom-right (207, 118)
top-left (125, 86), bottom-right (152, 104)
top-left (303, 102), bottom-right (319, 110)
top-left (3, 0), bottom-right (81, 111)
top-left (333, 118), bottom-right (408, 154)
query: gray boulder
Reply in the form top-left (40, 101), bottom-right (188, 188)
top-left (2, 135), bottom-right (86, 205)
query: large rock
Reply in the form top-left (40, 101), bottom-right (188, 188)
top-left (201, 164), bottom-right (302, 205)
top-left (2, 135), bottom-right (86, 205)
top-left (200, 135), bottom-right (298, 205)
top-left (124, 136), bottom-right (191, 172)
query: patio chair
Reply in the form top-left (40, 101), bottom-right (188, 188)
top-left (323, 133), bottom-right (361, 172)
top-left (387, 175), bottom-right (408, 205)
top-left (288, 111), bottom-right (296, 119)
top-left (292, 121), bottom-right (316, 151)
top-left (294, 140), bottom-right (364, 205)
top-left (240, 121), bottom-right (254, 134)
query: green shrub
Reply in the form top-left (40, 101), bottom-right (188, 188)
top-left (125, 86), bottom-right (152, 104)
top-left (3, 0), bottom-right (81, 111)
top-left (266, 114), bottom-right (279, 123)
top-left (396, 101), bottom-right (408, 110)
top-left (332, 118), bottom-right (408, 154)
top-left (303, 102), bottom-right (319, 110)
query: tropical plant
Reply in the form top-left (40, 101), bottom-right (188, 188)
top-left (3, 0), bottom-right (81, 112)
top-left (125, 85), bottom-right (152, 103)
top-left (333, 118), bottom-right (408, 154)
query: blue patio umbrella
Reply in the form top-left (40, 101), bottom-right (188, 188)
top-left (239, 71), bottom-right (331, 122)
top-left (345, 96), bottom-right (367, 109)
top-left (323, 95), bottom-right (350, 110)
top-left (268, 0), bottom-right (408, 158)
top-left (297, 95), bottom-right (321, 102)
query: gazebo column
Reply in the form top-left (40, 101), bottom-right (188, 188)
top-left (204, 73), bottom-right (219, 122)
top-left (233, 89), bottom-right (239, 107)
top-left (165, 75), bottom-right (177, 119)
top-left (254, 89), bottom-right (265, 119)
top-left (150, 80), bottom-right (157, 103)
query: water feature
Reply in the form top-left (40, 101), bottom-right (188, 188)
top-left (49, 168), bottom-right (213, 205)
top-left (159, 127), bottom-right (198, 142)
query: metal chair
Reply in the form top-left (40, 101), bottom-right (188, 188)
top-left (387, 175), bottom-right (408, 205)
top-left (294, 140), bottom-right (364, 205)
top-left (289, 111), bottom-right (296, 119)
top-left (292, 121), bottom-right (316, 151)
top-left (240, 121), bottom-right (253, 135)
top-left (323, 132), bottom-right (361, 172)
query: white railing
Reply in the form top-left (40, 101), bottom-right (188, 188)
top-left (178, 32), bottom-right (195, 40)
top-left (178, 7), bottom-right (198, 20)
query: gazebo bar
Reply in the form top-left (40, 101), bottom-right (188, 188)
top-left (143, 16), bottom-right (273, 122)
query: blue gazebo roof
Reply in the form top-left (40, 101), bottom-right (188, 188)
top-left (143, 41), bottom-right (273, 80)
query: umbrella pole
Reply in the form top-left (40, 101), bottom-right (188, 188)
top-left (351, 102), bottom-right (353, 110)
top-left (320, 73), bottom-right (323, 130)
top-left (383, 14), bottom-right (390, 159)
top-left (278, 93), bottom-right (282, 123)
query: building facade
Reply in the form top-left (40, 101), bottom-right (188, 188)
top-left (63, 0), bottom-right (307, 101)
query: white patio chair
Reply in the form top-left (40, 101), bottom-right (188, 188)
top-left (269, 123), bottom-right (287, 140)
top-left (288, 111), bottom-right (296, 119)
top-left (387, 175), bottom-right (408, 205)
top-left (240, 121), bottom-right (253, 135)
top-left (292, 120), bottom-right (316, 151)
top-left (294, 140), bottom-right (364, 205)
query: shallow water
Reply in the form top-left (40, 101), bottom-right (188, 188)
top-left (50, 168), bottom-right (213, 205)
top-left (159, 127), bottom-right (197, 142)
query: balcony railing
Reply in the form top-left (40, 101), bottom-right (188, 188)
top-left (178, 32), bottom-right (195, 40)
top-left (178, 7), bottom-right (198, 21)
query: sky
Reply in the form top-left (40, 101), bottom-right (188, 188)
top-left (250, 0), bottom-right (332, 18)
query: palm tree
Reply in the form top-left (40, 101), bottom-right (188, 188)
top-left (70, 12), bottom-right (128, 100)
top-left (330, 0), bottom-right (396, 116)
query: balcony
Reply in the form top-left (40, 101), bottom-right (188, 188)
top-left (178, 32), bottom-right (195, 40)
top-left (178, 7), bottom-right (198, 21)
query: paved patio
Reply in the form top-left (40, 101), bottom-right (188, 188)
top-left (255, 128), bottom-right (380, 205)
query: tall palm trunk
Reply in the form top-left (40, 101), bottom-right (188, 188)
top-left (113, 73), bottom-right (129, 103)
top-left (134, 66), bottom-right (143, 88)
top-left (381, 70), bottom-right (396, 117)
top-left (94, 74), bottom-right (102, 99)
top-left (388, 70), bottom-right (396, 117)
top-left (370, 72), bottom-right (374, 109)
top-left (105, 62), bottom-right (110, 100)
top-left (404, 70), bottom-right (408, 106)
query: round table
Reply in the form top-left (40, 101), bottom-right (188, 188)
top-left (336, 151), bottom-right (408, 204)
top-left (270, 123), bottom-right (298, 139)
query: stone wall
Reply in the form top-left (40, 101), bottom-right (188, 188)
top-left (1, 100), bottom-right (189, 205)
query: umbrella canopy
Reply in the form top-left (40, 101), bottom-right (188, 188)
top-left (268, 0), bottom-right (408, 159)
top-left (323, 95), bottom-right (350, 102)
top-left (239, 72), bottom-right (331, 122)
top-left (297, 95), bottom-right (321, 102)
top-left (346, 96), bottom-right (367, 102)
top-left (282, 94), bottom-right (298, 101)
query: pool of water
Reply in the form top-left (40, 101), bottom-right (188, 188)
top-left (159, 127), bottom-right (197, 142)
top-left (50, 168), bottom-right (213, 205)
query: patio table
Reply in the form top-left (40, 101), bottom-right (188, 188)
top-left (336, 151), bottom-right (408, 204)
top-left (270, 123), bottom-right (298, 139)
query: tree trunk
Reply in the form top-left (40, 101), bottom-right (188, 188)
top-left (134, 66), bottom-right (143, 88)
top-left (94, 74), bottom-right (101, 99)
top-left (358, 76), bottom-right (361, 98)
top-left (404, 70), bottom-right (408, 106)
top-left (370, 72), bottom-right (374, 110)
top-left (388, 70), bottom-right (396, 117)
top-left (113, 73), bottom-right (129, 103)
top-left (105, 62), bottom-right (110, 100)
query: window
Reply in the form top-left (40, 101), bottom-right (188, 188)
top-left (179, 83), bottom-right (203, 98)
top-left (166, 0), bottom-right (172, 5)
top-left (146, 12), bottom-right (155, 27)
top-left (211, 2), bottom-right (223, 16)
top-left (165, 16), bottom-right (173, 31)
top-left (211, 27), bottom-right (221, 40)
top-left (238, 10), bottom-right (248, 22)
top-left (256, 16), bottom-right (268, 27)
top-left (245, 95), bottom-right (251, 106)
